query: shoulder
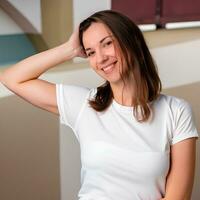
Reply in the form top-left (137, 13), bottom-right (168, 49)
top-left (56, 84), bottom-right (97, 128)
top-left (155, 94), bottom-right (191, 112)
top-left (157, 94), bottom-right (196, 128)
top-left (56, 84), bottom-right (98, 105)
top-left (56, 84), bottom-right (94, 97)
top-left (157, 95), bottom-right (199, 145)
top-left (57, 84), bottom-right (90, 93)
top-left (152, 94), bottom-right (194, 124)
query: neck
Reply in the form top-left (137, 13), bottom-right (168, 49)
top-left (110, 82), bottom-right (135, 106)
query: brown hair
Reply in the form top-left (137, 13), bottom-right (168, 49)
top-left (79, 10), bottom-right (162, 122)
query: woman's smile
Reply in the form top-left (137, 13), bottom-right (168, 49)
top-left (101, 61), bottom-right (117, 74)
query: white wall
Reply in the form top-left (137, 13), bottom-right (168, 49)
top-left (0, 7), bottom-right (23, 35)
top-left (0, 0), bottom-right (41, 35)
top-left (73, 0), bottom-right (111, 28)
top-left (152, 39), bottom-right (200, 88)
top-left (8, 0), bottom-right (42, 33)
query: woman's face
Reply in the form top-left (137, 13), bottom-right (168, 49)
top-left (82, 22), bottom-right (124, 85)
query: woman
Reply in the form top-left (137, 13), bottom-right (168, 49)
top-left (0, 10), bottom-right (198, 200)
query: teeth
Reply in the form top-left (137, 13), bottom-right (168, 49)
top-left (103, 65), bottom-right (113, 72)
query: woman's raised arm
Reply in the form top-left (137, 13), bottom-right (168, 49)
top-left (0, 29), bottom-right (85, 114)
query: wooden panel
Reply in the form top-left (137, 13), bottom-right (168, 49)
top-left (161, 0), bottom-right (200, 24)
top-left (112, 0), bottom-right (200, 27)
top-left (112, 0), bottom-right (157, 24)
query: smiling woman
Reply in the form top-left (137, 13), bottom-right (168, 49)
top-left (78, 11), bottom-right (162, 122)
top-left (82, 23), bottom-right (121, 86)
top-left (0, 10), bottom-right (198, 200)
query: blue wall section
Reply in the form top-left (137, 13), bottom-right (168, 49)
top-left (0, 34), bottom-right (37, 66)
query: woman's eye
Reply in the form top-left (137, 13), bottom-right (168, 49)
top-left (107, 41), bottom-right (112, 45)
top-left (104, 41), bottom-right (112, 47)
top-left (87, 51), bottom-right (95, 57)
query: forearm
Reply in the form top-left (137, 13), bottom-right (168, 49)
top-left (0, 42), bottom-right (74, 85)
top-left (162, 173), bottom-right (193, 200)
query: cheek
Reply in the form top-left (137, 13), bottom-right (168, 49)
top-left (108, 46), bottom-right (116, 57)
top-left (88, 58), bottom-right (96, 70)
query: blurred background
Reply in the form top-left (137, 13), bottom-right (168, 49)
top-left (0, 0), bottom-right (200, 199)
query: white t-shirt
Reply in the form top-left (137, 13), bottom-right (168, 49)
top-left (56, 84), bottom-right (199, 200)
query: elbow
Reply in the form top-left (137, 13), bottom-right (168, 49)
top-left (0, 72), bottom-right (10, 87)
top-left (0, 72), bottom-right (7, 86)
top-left (0, 71), bottom-right (17, 89)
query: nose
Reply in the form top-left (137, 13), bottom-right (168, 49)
top-left (96, 49), bottom-right (108, 66)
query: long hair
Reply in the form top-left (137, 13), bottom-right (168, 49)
top-left (79, 10), bottom-right (162, 122)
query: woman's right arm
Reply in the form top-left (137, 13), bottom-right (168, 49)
top-left (0, 30), bottom-right (84, 114)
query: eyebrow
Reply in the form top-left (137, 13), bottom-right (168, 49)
top-left (85, 35), bottom-right (112, 52)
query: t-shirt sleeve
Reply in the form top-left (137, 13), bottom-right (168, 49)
top-left (171, 100), bottom-right (199, 145)
top-left (56, 84), bottom-right (90, 130)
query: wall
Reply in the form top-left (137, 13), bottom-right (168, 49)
top-left (7, 0), bottom-right (42, 33)
top-left (0, 95), bottom-right (60, 200)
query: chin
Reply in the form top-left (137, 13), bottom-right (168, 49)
top-left (108, 77), bottom-right (122, 85)
top-left (97, 71), bottom-right (121, 84)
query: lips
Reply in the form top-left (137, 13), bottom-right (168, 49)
top-left (101, 61), bottom-right (117, 73)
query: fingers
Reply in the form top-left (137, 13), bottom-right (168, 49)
top-left (67, 24), bottom-right (87, 58)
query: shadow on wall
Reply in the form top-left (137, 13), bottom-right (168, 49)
top-left (0, 95), bottom-right (60, 200)
top-left (163, 81), bottom-right (200, 200)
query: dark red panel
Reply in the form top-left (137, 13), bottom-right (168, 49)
top-left (112, 0), bottom-right (158, 24)
top-left (161, 0), bottom-right (200, 24)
